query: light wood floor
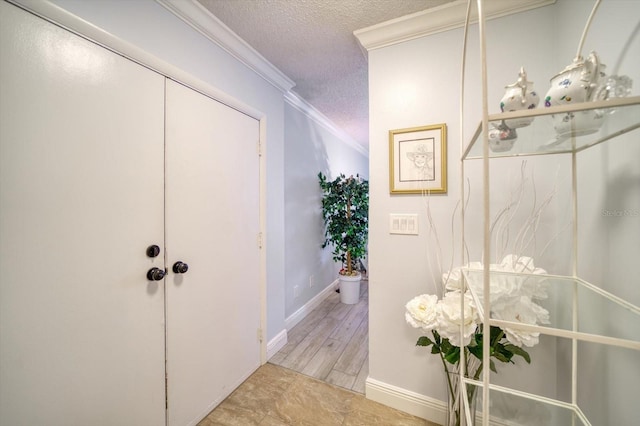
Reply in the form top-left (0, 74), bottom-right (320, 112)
top-left (269, 280), bottom-right (369, 394)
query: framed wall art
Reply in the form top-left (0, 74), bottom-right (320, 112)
top-left (389, 123), bottom-right (447, 194)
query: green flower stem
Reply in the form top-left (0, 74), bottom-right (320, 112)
top-left (424, 326), bottom-right (529, 426)
top-left (492, 329), bottom-right (505, 346)
top-left (434, 330), bottom-right (460, 426)
top-left (472, 362), bottom-right (483, 380)
top-left (438, 346), bottom-right (456, 403)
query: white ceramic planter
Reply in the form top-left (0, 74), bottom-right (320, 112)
top-left (339, 274), bottom-right (361, 304)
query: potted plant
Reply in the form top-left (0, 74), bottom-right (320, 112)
top-left (318, 172), bottom-right (369, 304)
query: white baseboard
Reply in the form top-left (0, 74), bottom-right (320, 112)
top-left (365, 377), bottom-right (445, 425)
top-left (366, 378), bottom-right (507, 425)
top-left (285, 279), bottom-right (338, 330)
top-left (266, 280), bottom-right (338, 361)
top-left (266, 329), bottom-right (288, 360)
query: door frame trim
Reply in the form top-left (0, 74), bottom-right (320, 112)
top-left (6, 0), bottom-right (268, 365)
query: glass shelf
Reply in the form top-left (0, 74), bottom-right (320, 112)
top-left (459, 2), bottom-right (640, 424)
top-left (461, 269), bottom-right (640, 350)
top-left (463, 96), bottom-right (640, 160)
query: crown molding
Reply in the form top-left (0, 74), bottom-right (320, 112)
top-left (284, 92), bottom-right (369, 157)
top-left (354, 0), bottom-right (556, 52)
top-left (155, 0), bottom-right (366, 156)
top-left (155, 0), bottom-right (295, 93)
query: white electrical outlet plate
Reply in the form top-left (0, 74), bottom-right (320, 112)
top-left (389, 214), bottom-right (419, 235)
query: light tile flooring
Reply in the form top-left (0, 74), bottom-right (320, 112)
top-left (197, 363), bottom-right (433, 425)
top-left (269, 281), bottom-right (369, 393)
top-left (198, 280), bottom-right (439, 425)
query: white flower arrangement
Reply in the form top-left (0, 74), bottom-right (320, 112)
top-left (440, 254), bottom-right (550, 348)
top-left (407, 254), bottom-right (549, 348)
top-left (410, 161), bottom-right (562, 425)
top-left (405, 254), bottom-right (550, 426)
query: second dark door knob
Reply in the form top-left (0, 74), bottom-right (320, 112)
top-left (172, 261), bottom-right (189, 274)
top-left (147, 267), bottom-right (166, 281)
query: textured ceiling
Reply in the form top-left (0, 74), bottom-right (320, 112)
top-left (197, 0), bottom-right (454, 150)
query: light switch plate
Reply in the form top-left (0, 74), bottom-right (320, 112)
top-left (389, 214), bottom-right (419, 235)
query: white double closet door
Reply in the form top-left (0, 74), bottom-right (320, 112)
top-left (0, 2), bottom-right (261, 425)
top-left (164, 81), bottom-right (261, 426)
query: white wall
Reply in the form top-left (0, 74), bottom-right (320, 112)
top-left (368, 25), bottom-right (465, 407)
top-left (284, 97), bottom-right (368, 320)
top-left (368, 0), bottom-right (639, 423)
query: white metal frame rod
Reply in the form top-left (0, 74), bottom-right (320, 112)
top-left (459, 0), bottom-right (474, 423)
top-left (475, 0), bottom-right (491, 424)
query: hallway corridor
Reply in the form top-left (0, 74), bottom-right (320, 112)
top-left (269, 281), bottom-right (369, 393)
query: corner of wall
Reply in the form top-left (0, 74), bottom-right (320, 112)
top-left (266, 328), bottom-right (288, 360)
top-left (285, 279), bottom-right (339, 330)
top-left (266, 278), bottom-right (338, 360)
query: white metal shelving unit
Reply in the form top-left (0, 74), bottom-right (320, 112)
top-left (458, 1), bottom-right (640, 425)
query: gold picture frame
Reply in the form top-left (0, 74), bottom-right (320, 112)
top-left (389, 123), bottom-right (447, 194)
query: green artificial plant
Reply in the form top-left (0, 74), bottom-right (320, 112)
top-left (318, 172), bottom-right (369, 276)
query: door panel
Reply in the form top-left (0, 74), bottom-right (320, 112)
top-left (165, 80), bottom-right (261, 426)
top-left (0, 3), bottom-right (166, 425)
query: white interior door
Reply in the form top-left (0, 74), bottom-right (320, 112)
top-left (165, 80), bottom-right (262, 426)
top-left (0, 3), bottom-right (166, 425)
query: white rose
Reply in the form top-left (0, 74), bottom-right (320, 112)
top-left (493, 255), bottom-right (549, 302)
top-left (436, 291), bottom-right (479, 347)
top-left (519, 275), bottom-right (549, 300)
top-left (443, 267), bottom-right (463, 291)
top-left (489, 273), bottom-right (521, 304)
top-left (405, 294), bottom-right (439, 332)
top-left (493, 296), bottom-right (550, 347)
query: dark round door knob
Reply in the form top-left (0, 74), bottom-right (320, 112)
top-left (147, 267), bottom-right (166, 281)
top-left (172, 261), bottom-right (189, 274)
top-left (146, 245), bottom-right (161, 258)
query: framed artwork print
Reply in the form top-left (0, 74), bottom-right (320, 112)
top-left (389, 123), bottom-right (447, 194)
